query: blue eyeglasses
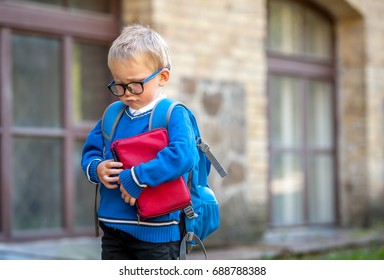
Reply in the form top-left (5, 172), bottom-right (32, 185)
top-left (107, 68), bottom-right (164, 96)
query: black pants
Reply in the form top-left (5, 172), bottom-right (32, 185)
top-left (99, 222), bottom-right (180, 260)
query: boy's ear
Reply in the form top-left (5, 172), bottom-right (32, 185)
top-left (159, 68), bottom-right (170, 86)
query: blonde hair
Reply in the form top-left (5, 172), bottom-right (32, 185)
top-left (108, 24), bottom-right (171, 70)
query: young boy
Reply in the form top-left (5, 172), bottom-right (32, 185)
top-left (81, 24), bottom-right (197, 260)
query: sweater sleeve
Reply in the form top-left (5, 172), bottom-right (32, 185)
top-left (119, 106), bottom-right (197, 199)
top-left (81, 120), bottom-right (104, 184)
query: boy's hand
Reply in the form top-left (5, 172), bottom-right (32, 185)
top-left (120, 184), bottom-right (136, 206)
top-left (96, 159), bottom-right (123, 189)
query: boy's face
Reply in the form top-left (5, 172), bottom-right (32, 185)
top-left (108, 58), bottom-right (169, 110)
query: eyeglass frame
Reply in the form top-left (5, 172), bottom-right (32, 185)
top-left (107, 68), bottom-right (167, 96)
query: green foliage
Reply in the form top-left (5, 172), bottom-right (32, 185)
top-left (270, 242), bottom-right (384, 260)
top-left (316, 244), bottom-right (384, 260)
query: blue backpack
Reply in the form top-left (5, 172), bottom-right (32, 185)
top-left (100, 97), bottom-right (227, 259)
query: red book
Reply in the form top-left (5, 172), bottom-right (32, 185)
top-left (111, 128), bottom-right (191, 220)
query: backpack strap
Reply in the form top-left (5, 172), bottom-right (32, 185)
top-left (179, 232), bottom-right (207, 260)
top-left (197, 138), bottom-right (227, 178)
top-left (101, 101), bottom-right (127, 142)
top-left (149, 97), bottom-right (180, 130)
top-left (95, 101), bottom-right (126, 237)
top-left (187, 111), bottom-right (227, 178)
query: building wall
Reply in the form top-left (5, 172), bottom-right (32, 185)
top-left (121, 0), bottom-right (384, 245)
top-left (321, 0), bottom-right (384, 226)
top-left (348, 0), bottom-right (384, 224)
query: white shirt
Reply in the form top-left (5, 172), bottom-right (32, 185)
top-left (128, 93), bottom-right (165, 116)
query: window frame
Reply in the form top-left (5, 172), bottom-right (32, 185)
top-left (266, 0), bottom-right (339, 228)
top-left (0, 0), bottom-right (119, 241)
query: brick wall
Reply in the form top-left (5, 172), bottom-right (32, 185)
top-left (320, 0), bottom-right (384, 226)
top-left (347, 0), bottom-right (384, 224)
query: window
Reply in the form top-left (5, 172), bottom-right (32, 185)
top-left (12, 34), bottom-right (62, 128)
top-left (268, 0), bottom-right (332, 59)
top-left (0, 0), bottom-right (118, 240)
top-left (267, 0), bottom-right (336, 227)
top-left (14, 0), bottom-right (111, 13)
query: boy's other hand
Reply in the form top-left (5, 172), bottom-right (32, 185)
top-left (97, 159), bottom-right (123, 189)
top-left (120, 184), bottom-right (136, 206)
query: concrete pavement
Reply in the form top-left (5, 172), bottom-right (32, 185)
top-left (0, 227), bottom-right (383, 260)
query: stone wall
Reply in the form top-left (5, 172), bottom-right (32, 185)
top-left (350, 0), bottom-right (384, 225)
top-left (337, 17), bottom-right (368, 226)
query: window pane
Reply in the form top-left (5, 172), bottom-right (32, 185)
top-left (0, 31), bottom-right (2, 131)
top-left (13, 0), bottom-right (61, 5)
top-left (305, 9), bottom-right (332, 59)
top-left (12, 137), bottom-right (62, 231)
top-left (270, 154), bottom-right (304, 226)
top-left (270, 75), bottom-right (302, 148)
top-left (268, 0), bottom-right (303, 55)
top-left (13, 0), bottom-right (110, 13)
top-left (0, 137), bottom-right (2, 235)
top-left (12, 34), bottom-right (61, 128)
top-left (308, 80), bottom-right (333, 149)
top-left (308, 154), bottom-right (335, 224)
top-left (74, 140), bottom-right (94, 228)
top-left (72, 42), bottom-right (111, 123)
top-left (268, 0), bottom-right (332, 60)
top-left (69, 0), bottom-right (110, 13)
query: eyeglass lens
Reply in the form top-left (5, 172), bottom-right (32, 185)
top-left (108, 68), bottom-right (165, 96)
top-left (110, 82), bottom-right (143, 96)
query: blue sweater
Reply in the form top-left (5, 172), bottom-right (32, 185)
top-left (81, 104), bottom-right (197, 243)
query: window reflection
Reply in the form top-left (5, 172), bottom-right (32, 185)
top-left (308, 155), bottom-right (335, 224)
top-left (268, 0), bottom-right (302, 56)
top-left (268, 0), bottom-right (332, 59)
top-left (270, 75), bottom-right (302, 148)
top-left (13, 0), bottom-right (110, 13)
top-left (271, 154), bottom-right (304, 226)
top-left (12, 137), bottom-right (62, 231)
top-left (14, 0), bottom-right (61, 5)
top-left (72, 42), bottom-right (111, 123)
top-left (305, 8), bottom-right (332, 59)
top-left (69, 0), bottom-right (110, 13)
top-left (12, 34), bottom-right (61, 128)
top-left (308, 81), bottom-right (333, 149)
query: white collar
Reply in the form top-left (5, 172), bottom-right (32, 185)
top-left (129, 94), bottom-right (165, 116)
